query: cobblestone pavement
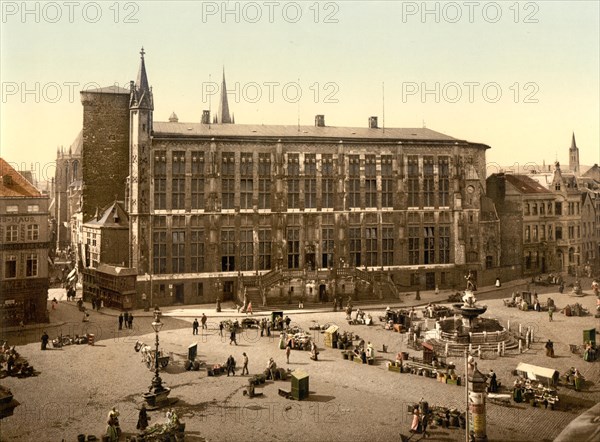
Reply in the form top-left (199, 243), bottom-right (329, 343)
top-left (0, 278), bottom-right (598, 441)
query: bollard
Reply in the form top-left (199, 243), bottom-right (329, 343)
top-left (519, 324), bottom-right (522, 335)
top-left (507, 320), bottom-right (510, 331)
top-left (497, 342), bottom-right (501, 355)
top-left (519, 339), bottom-right (523, 353)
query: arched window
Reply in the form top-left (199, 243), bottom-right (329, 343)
top-left (72, 160), bottom-right (79, 180)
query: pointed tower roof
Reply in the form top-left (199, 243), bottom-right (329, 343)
top-left (217, 68), bottom-right (232, 124)
top-left (130, 47), bottom-right (153, 110)
top-left (570, 132), bottom-right (577, 150)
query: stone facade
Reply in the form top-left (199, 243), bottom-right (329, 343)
top-left (80, 87), bottom-right (130, 222)
top-left (0, 158), bottom-right (50, 325)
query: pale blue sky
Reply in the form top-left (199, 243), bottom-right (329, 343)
top-left (1, 1), bottom-right (598, 179)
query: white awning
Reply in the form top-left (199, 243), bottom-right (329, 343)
top-left (516, 362), bottom-right (559, 383)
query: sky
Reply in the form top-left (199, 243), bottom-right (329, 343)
top-left (1, 1), bottom-right (599, 183)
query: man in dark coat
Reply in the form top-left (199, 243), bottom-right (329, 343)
top-left (41, 331), bottom-right (49, 350)
top-left (230, 329), bottom-right (237, 345)
top-left (226, 355), bottom-right (236, 376)
top-left (123, 312), bottom-right (130, 329)
top-left (193, 319), bottom-right (199, 335)
top-left (488, 370), bottom-right (498, 393)
top-left (118, 313), bottom-right (123, 330)
top-left (136, 404), bottom-right (150, 432)
top-left (128, 313), bottom-right (134, 329)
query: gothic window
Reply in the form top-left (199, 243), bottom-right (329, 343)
top-left (286, 228), bottom-right (300, 269)
top-left (408, 226), bottom-right (420, 265)
top-left (365, 227), bottom-right (378, 266)
top-left (424, 226), bottom-right (435, 264)
top-left (191, 230), bottom-right (204, 272)
top-left (258, 153), bottom-right (271, 210)
top-left (381, 155), bottom-right (393, 207)
top-left (439, 226), bottom-right (450, 264)
top-left (407, 156), bottom-right (419, 208)
top-left (258, 229), bottom-right (272, 270)
top-left (438, 157), bottom-right (449, 207)
top-left (382, 226), bottom-right (394, 266)
top-left (287, 154), bottom-right (300, 209)
top-left (153, 231), bottom-right (167, 274)
top-left (172, 231), bottom-right (185, 273)
top-left (423, 156), bottom-right (434, 207)
top-left (349, 227), bottom-right (361, 267)
top-left (240, 229), bottom-right (254, 271)
top-left (322, 227), bottom-right (334, 268)
top-left (221, 230), bottom-right (235, 271)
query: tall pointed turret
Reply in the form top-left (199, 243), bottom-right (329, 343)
top-left (217, 68), bottom-right (233, 124)
top-left (130, 47), bottom-right (154, 112)
top-left (569, 132), bottom-right (580, 176)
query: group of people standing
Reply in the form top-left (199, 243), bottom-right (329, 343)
top-left (118, 312), bottom-right (134, 330)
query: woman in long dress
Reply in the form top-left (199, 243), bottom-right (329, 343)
top-left (410, 407), bottom-right (420, 432)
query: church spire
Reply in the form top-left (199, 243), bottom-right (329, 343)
top-left (569, 131), bottom-right (580, 176)
top-left (217, 67), bottom-right (233, 124)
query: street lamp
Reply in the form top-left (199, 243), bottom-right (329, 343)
top-left (150, 314), bottom-right (165, 394)
top-left (143, 312), bottom-right (171, 407)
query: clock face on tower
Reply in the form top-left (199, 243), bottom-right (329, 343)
top-left (467, 185), bottom-right (475, 194)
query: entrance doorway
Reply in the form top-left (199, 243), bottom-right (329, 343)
top-left (319, 284), bottom-right (327, 302)
top-left (425, 272), bottom-right (436, 290)
top-left (174, 284), bottom-right (184, 304)
top-left (223, 281), bottom-right (234, 301)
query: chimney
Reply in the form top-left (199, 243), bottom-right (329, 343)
top-left (201, 110), bottom-right (211, 124)
top-left (2, 175), bottom-right (13, 186)
top-left (368, 116), bottom-right (378, 129)
top-left (315, 115), bottom-right (325, 127)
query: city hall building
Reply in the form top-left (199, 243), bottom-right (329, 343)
top-left (80, 50), bottom-right (502, 308)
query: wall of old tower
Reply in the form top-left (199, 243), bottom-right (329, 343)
top-left (80, 90), bottom-right (130, 221)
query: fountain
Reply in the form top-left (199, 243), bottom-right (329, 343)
top-left (426, 272), bottom-right (516, 357)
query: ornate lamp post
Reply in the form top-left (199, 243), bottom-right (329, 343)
top-left (150, 314), bottom-right (165, 393)
top-left (144, 313), bottom-right (171, 407)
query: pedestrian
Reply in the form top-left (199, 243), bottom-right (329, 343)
top-left (266, 320), bottom-right (271, 337)
top-left (247, 301), bottom-right (253, 315)
top-left (548, 305), bottom-right (554, 322)
top-left (193, 318), bottom-right (199, 335)
top-left (573, 368), bottom-right (582, 391)
top-left (18, 319), bottom-right (24, 337)
top-left (230, 328), bottom-right (237, 345)
top-left (545, 339), bottom-right (554, 357)
top-left (260, 319), bottom-right (265, 337)
top-left (226, 354), bottom-right (236, 376)
top-left (201, 313), bottom-right (207, 330)
top-left (286, 344), bottom-right (291, 364)
top-left (91, 297), bottom-right (96, 311)
top-left (410, 407), bottom-right (420, 433)
top-left (219, 321), bottom-right (224, 337)
top-left (124, 311), bottom-right (130, 329)
top-left (118, 313), bottom-right (123, 330)
top-left (241, 352), bottom-right (249, 375)
top-left (128, 313), bottom-right (134, 330)
top-left (107, 407), bottom-right (121, 439)
top-left (41, 331), bottom-right (49, 350)
top-left (136, 404), bottom-right (150, 432)
top-left (421, 409), bottom-right (429, 438)
top-left (488, 369), bottom-right (498, 393)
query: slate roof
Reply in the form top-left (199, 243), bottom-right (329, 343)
top-left (505, 174), bottom-right (553, 194)
top-left (0, 158), bottom-right (42, 197)
top-left (153, 122), bottom-right (486, 146)
top-left (84, 201), bottom-right (128, 227)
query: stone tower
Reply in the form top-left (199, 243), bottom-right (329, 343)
top-left (128, 47), bottom-right (154, 273)
top-left (80, 84), bottom-right (130, 221)
top-left (569, 132), bottom-right (580, 176)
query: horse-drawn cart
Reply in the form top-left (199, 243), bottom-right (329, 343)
top-left (135, 341), bottom-right (170, 370)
